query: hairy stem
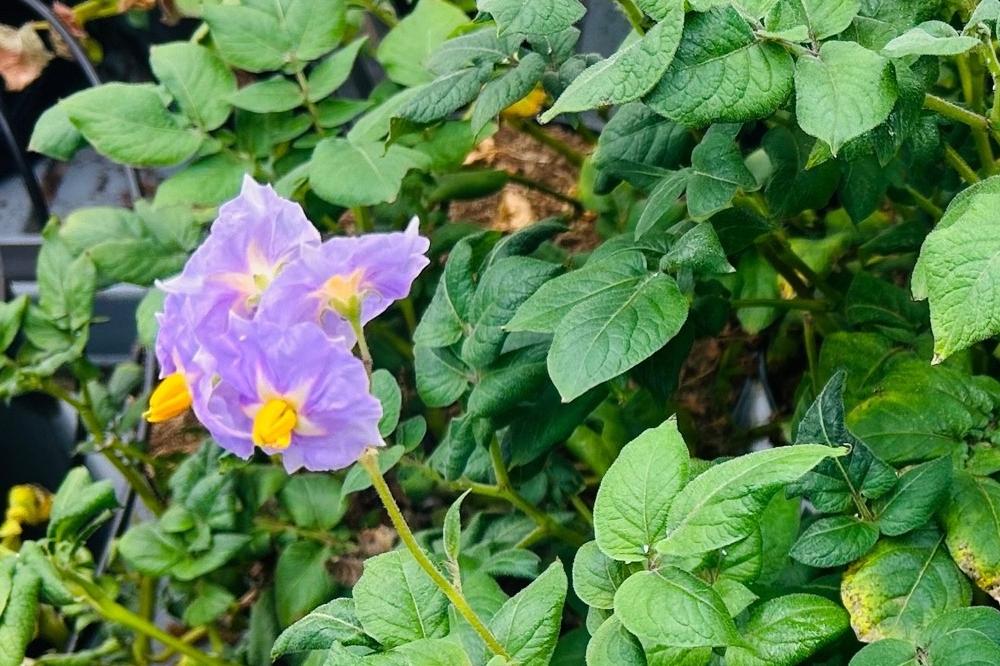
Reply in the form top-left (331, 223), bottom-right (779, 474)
top-left (358, 449), bottom-right (510, 659)
top-left (943, 144), bottom-right (981, 184)
top-left (924, 93), bottom-right (990, 129)
top-left (65, 570), bottom-right (234, 666)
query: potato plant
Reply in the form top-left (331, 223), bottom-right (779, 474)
top-left (2, 0), bottom-right (1000, 664)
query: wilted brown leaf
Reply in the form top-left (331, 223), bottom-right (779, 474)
top-left (0, 24), bottom-right (52, 91)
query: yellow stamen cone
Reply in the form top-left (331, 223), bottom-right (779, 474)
top-left (144, 372), bottom-right (193, 423)
top-left (252, 399), bottom-right (298, 450)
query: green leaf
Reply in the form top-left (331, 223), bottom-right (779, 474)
top-left (635, 169), bottom-right (690, 239)
top-left (841, 528), bottom-right (971, 642)
top-left (353, 550), bottom-right (449, 647)
top-left (279, 474), bottom-right (344, 531)
top-left (150, 42), bottom-right (236, 131)
top-left (154, 153), bottom-right (248, 209)
top-left (443, 490), bottom-right (469, 563)
top-left (278, 0), bottom-right (347, 62)
top-left (586, 616), bottom-right (645, 666)
top-left (461, 257), bottom-right (559, 369)
top-left (174, 534), bottom-right (250, 581)
top-left (377, 0), bottom-right (470, 86)
top-left (912, 175), bottom-right (1000, 361)
top-left (687, 124), bottom-right (757, 220)
top-left (790, 515), bottom-right (880, 568)
top-left (398, 64), bottom-right (492, 124)
top-left (59, 205), bottom-right (197, 286)
top-left (572, 541), bottom-right (633, 609)
top-left (473, 52), bottom-right (547, 133)
top-left (928, 627), bottom-right (1000, 666)
top-left (713, 578), bottom-right (758, 616)
top-left (429, 27), bottom-right (521, 75)
top-left (18, 542), bottom-right (72, 607)
top-left (660, 222), bottom-right (735, 276)
top-left (794, 40), bottom-right (897, 155)
top-left (29, 105), bottom-right (84, 160)
top-left (725, 594), bottom-right (849, 666)
top-left (734, 250), bottom-right (781, 333)
top-left (414, 345), bottom-right (471, 407)
top-left (593, 420), bottom-right (689, 562)
top-left (388, 638), bottom-right (474, 665)
top-left (184, 583), bottom-right (236, 627)
top-left (371, 369), bottom-right (402, 437)
top-left (230, 77), bottom-right (304, 113)
top-left (61, 83), bottom-right (202, 167)
top-left (614, 567), bottom-right (742, 648)
top-left (510, 251), bottom-right (643, 334)
top-left (542, 6), bottom-right (684, 120)
top-left (0, 296), bottom-right (28, 355)
top-left (942, 472), bottom-right (1000, 601)
top-left (315, 98), bottom-right (372, 129)
top-left (765, 0), bottom-right (859, 41)
top-left (883, 21), bottom-right (980, 58)
top-left (119, 523), bottom-right (188, 575)
top-left (548, 271), bottom-right (688, 401)
top-left (275, 541), bottom-right (335, 627)
top-left (340, 446), bottom-right (405, 498)
top-left (657, 445), bottom-right (845, 557)
top-left (849, 639), bottom-right (918, 666)
top-left (788, 370), bottom-right (897, 513)
top-left (271, 598), bottom-right (370, 658)
top-left (478, 0), bottom-right (585, 36)
top-left (0, 566), bottom-right (40, 666)
top-left (875, 457), bottom-right (952, 536)
top-left (307, 37), bottom-right (368, 102)
top-left (644, 6), bottom-right (793, 127)
top-left (309, 137), bottom-right (429, 207)
top-left (466, 345), bottom-right (548, 418)
top-left (47, 467), bottom-right (118, 541)
top-left (592, 102), bottom-right (692, 190)
top-left (203, 4), bottom-right (290, 72)
top-left (488, 561), bottom-right (567, 666)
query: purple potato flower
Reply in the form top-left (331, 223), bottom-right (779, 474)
top-left (257, 217), bottom-right (430, 344)
top-left (197, 318), bottom-right (383, 472)
top-left (159, 175), bottom-right (320, 345)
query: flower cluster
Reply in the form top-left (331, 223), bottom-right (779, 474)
top-left (145, 176), bottom-right (430, 472)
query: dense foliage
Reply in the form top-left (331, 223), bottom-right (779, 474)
top-left (3, 0), bottom-right (1000, 664)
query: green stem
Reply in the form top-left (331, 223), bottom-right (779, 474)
top-left (803, 315), bottom-right (820, 397)
top-left (254, 517), bottom-right (344, 547)
top-left (732, 297), bottom-right (830, 312)
top-left (358, 449), bottom-right (510, 659)
top-left (904, 185), bottom-right (944, 220)
top-left (979, 35), bottom-right (1000, 126)
top-left (294, 68), bottom-right (326, 135)
top-left (943, 144), bottom-right (981, 184)
top-left (507, 172), bottom-right (584, 215)
top-left (42, 381), bottom-right (164, 516)
top-left (349, 317), bottom-right (374, 376)
top-left (924, 93), bottom-right (991, 130)
top-left (133, 576), bottom-right (156, 665)
top-left (613, 0), bottom-right (645, 35)
top-left (487, 440), bottom-right (588, 547)
top-left (833, 457), bottom-right (875, 522)
top-left (66, 571), bottom-right (234, 666)
top-left (352, 206), bottom-right (372, 234)
top-left (506, 118), bottom-right (585, 167)
top-left (570, 495), bottom-right (594, 527)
